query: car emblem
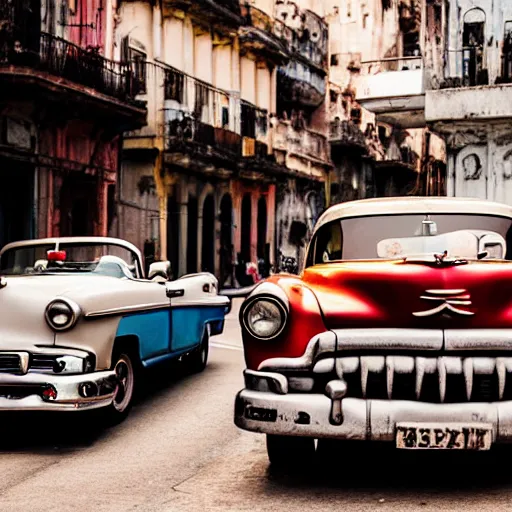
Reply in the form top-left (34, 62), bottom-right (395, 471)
top-left (412, 289), bottom-right (475, 317)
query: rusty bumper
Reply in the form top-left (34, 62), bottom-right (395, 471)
top-left (235, 385), bottom-right (512, 443)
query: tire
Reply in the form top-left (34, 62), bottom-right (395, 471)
top-left (99, 349), bottom-right (139, 427)
top-left (266, 434), bottom-right (316, 470)
top-left (184, 327), bottom-right (209, 373)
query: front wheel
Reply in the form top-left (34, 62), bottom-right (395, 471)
top-left (99, 351), bottom-right (138, 427)
top-left (266, 434), bottom-right (316, 470)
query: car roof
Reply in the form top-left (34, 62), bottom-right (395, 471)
top-left (314, 196), bottom-right (512, 233)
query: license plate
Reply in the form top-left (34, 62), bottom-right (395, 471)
top-left (396, 423), bottom-right (493, 450)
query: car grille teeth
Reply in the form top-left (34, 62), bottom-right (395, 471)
top-left (497, 358), bottom-right (507, 400)
top-left (286, 355), bottom-right (512, 403)
top-left (0, 355), bottom-right (22, 374)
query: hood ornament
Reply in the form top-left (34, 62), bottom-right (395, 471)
top-left (413, 289), bottom-right (474, 317)
top-left (0, 276), bottom-right (6, 289)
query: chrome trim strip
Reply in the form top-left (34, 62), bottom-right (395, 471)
top-left (258, 332), bottom-right (336, 372)
top-left (85, 297), bottom-right (229, 318)
top-left (85, 302), bottom-right (170, 318)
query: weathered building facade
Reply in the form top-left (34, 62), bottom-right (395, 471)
top-left (326, 0), bottom-right (446, 202)
top-left (0, 0), bottom-right (145, 249)
top-left (424, 0), bottom-right (512, 203)
top-left (116, 0), bottom-right (331, 283)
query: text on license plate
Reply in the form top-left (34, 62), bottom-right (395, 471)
top-left (396, 423), bottom-right (493, 450)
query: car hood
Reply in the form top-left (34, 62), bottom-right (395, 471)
top-left (0, 274), bottom-right (168, 349)
top-left (302, 259), bottom-right (512, 330)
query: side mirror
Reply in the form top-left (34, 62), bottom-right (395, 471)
top-left (148, 261), bottom-right (172, 281)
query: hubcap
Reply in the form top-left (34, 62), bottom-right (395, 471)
top-left (113, 355), bottom-right (134, 412)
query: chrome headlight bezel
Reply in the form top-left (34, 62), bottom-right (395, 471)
top-left (241, 295), bottom-right (288, 341)
top-left (45, 298), bottom-right (82, 332)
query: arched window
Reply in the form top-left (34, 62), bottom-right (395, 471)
top-left (462, 8), bottom-right (486, 85)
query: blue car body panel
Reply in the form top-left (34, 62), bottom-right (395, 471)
top-left (115, 304), bottom-right (226, 365)
top-left (170, 306), bottom-right (226, 352)
top-left (116, 309), bottom-right (170, 361)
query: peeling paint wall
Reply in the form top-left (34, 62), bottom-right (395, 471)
top-left (425, 0), bottom-right (512, 204)
top-left (327, 0), bottom-right (446, 199)
top-left (275, 180), bottom-right (323, 272)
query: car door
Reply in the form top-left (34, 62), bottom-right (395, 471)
top-left (165, 280), bottom-right (205, 354)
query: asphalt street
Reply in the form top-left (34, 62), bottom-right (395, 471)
top-left (0, 300), bottom-right (512, 511)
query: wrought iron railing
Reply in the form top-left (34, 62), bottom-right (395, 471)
top-left (360, 55), bottom-right (423, 75)
top-left (241, 100), bottom-right (268, 139)
top-left (164, 108), bottom-right (241, 156)
top-left (439, 48), bottom-right (488, 88)
top-left (0, 31), bottom-right (141, 103)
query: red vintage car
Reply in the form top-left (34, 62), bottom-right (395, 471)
top-left (234, 196), bottom-right (512, 467)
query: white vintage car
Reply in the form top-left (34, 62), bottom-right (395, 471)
top-left (0, 236), bottom-right (229, 425)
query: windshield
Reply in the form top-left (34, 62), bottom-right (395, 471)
top-left (0, 243), bottom-right (140, 278)
top-left (306, 213), bottom-right (512, 265)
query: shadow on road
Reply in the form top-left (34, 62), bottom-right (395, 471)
top-left (0, 358), bottom-right (223, 454)
top-left (265, 441), bottom-right (512, 493)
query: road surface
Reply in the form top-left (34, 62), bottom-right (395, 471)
top-left (0, 299), bottom-right (511, 511)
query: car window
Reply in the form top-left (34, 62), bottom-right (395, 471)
top-left (307, 213), bottom-right (512, 265)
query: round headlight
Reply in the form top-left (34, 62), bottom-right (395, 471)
top-left (242, 296), bottom-right (287, 340)
top-left (45, 299), bottom-right (81, 332)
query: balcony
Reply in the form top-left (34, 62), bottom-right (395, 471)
top-left (273, 119), bottom-right (330, 174)
top-left (239, 5), bottom-right (290, 65)
top-left (425, 83), bottom-right (512, 125)
top-left (241, 100), bottom-right (270, 158)
top-left (0, 30), bottom-right (146, 127)
top-left (329, 119), bottom-right (368, 152)
top-left (162, 65), bottom-right (286, 177)
top-left (277, 60), bottom-right (326, 109)
top-left (162, 0), bottom-right (243, 29)
top-left (355, 57), bottom-right (425, 129)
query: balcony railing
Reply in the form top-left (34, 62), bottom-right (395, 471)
top-left (241, 100), bottom-right (268, 139)
top-left (273, 120), bottom-right (328, 162)
top-left (0, 31), bottom-right (141, 104)
top-left (498, 44), bottom-right (512, 84)
top-left (361, 56), bottom-right (422, 75)
top-left (165, 109), bottom-right (241, 156)
top-left (438, 48), bottom-right (489, 89)
top-left (163, 64), bottom-right (272, 159)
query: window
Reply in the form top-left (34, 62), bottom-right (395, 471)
top-left (312, 221), bottom-right (343, 264)
top-left (130, 48), bottom-right (147, 94)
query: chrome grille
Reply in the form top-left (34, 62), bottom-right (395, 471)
top-left (30, 356), bottom-right (56, 372)
top-left (295, 355), bottom-right (512, 403)
top-left (0, 354), bottom-right (22, 374)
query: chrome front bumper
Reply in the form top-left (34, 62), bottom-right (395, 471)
top-left (235, 386), bottom-right (512, 442)
top-left (235, 328), bottom-right (512, 443)
top-left (0, 370), bottom-right (117, 411)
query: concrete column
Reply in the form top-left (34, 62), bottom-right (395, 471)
top-left (251, 192), bottom-right (258, 263)
top-left (447, 151), bottom-right (456, 197)
top-left (197, 204), bottom-right (203, 273)
top-left (159, 194), bottom-right (167, 261)
top-left (47, 169), bottom-right (54, 237)
top-left (232, 183), bottom-right (242, 256)
top-left (213, 191), bottom-right (221, 279)
top-left (267, 184), bottom-right (276, 268)
top-left (97, 180), bottom-right (109, 237)
top-left (178, 181), bottom-right (188, 277)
